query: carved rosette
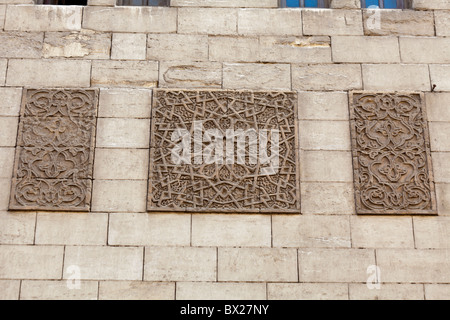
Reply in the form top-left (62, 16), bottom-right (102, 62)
top-left (9, 89), bottom-right (98, 211)
top-left (349, 92), bottom-right (437, 215)
top-left (148, 90), bottom-right (300, 213)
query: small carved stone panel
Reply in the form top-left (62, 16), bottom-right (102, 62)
top-left (9, 89), bottom-right (99, 211)
top-left (148, 89), bottom-right (300, 213)
top-left (349, 92), bottom-right (437, 215)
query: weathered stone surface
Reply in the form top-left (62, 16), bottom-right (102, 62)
top-left (433, 153), bottom-right (450, 183)
top-left (147, 34), bottom-right (208, 62)
top-left (332, 36), bottom-right (400, 63)
top-left (159, 62), bottom-right (222, 88)
top-left (111, 33), bottom-right (146, 60)
top-left (223, 63), bottom-right (291, 90)
top-left (87, 0), bottom-right (115, 5)
top-left (0, 117), bottom-right (18, 147)
top-left (96, 118), bottom-right (150, 148)
top-left (176, 282), bottom-right (267, 300)
top-left (0, 211), bottom-right (35, 245)
top-left (436, 183), bottom-right (450, 215)
top-left (94, 149), bottom-right (149, 180)
top-left (0, 147), bottom-right (14, 178)
top-left (349, 284), bottom-right (424, 300)
top-left (413, 0), bottom-right (450, 10)
top-left (99, 281), bottom-right (175, 300)
top-left (430, 64), bottom-right (450, 91)
top-left (303, 9), bottom-right (363, 36)
top-left (425, 284), bottom-right (450, 300)
top-left (5, 5), bottom-right (82, 32)
top-left (362, 64), bottom-right (430, 91)
top-left (178, 8), bottom-right (237, 35)
top-left (91, 61), bottom-right (158, 88)
top-left (238, 8), bottom-right (302, 36)
top-left (0, 178), bottom-right (12, 210)
top-left (218, 248), bottom-right (298, 282)
top-left (83, 7), bottom-right (177, 33)
top-left (300, 151), bottom-right (353, 182)
top-left (435, 11), bottom-right (450, 36)
top-left (297, 91), bottom-right (349, 120)
top-left (209, 36), bottom-right (259, 62)
top-left (0, 280), bottom-right (20, 300)
top-left (430, 122), bottom-right (450, 151)
top-left (0, 88), bottom-right (22, 117)
top-left (363, 10), bottom-right (435, 36)
top-left (299, 120), bottom-right (351, 151)
top-left (0, 59), bottom-right (7, 85)
top-left (0, 6), bottom-right (5, 31)
top-left (98, 89), bottom-right (152, 119)
top-left (0, 0), bottom-right (34, 3)
top-left (20, 280), bottom-right (98, 300)
top-left (425, 93), bottom-right (450, 121)
top-left (6, 59), bottom-right (91, 88)
top-left (400, 37), bottom-right (450, 64)
top-left (413, 217), bottom-right (450, 248)
top-left (43, 31), bottom-right (111, 59)
top-left (171, 0), bottom-right (278, 7)
top-left (300, 182), bottom-right (355, 214)
top-left (0, 32), bottom-right (43, 58)
top-left (330, 0), bottom-right (361, 8)
top-left (268, 283), bottom-right (348, 300)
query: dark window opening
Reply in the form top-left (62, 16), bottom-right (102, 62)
top-left (117, 0), bottom-right (170, 5)
top-left (36, 0), bottom-right (88, 5)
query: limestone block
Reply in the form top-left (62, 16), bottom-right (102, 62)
top-left (191, 214), bottom-right (271, 247)
top-left (0, 0), bottom-right (34, 3)
top-left (5, 5), bottom-right (82, 32)
top-left (0, 280), bottom-right (20, 300)
top-left (171, 0), bottom-right (278, 7)
top-left (268, 283), bottom-right (348, 300)
top-left (435, 11), bottom-right (450, 36)
top-left (93, 149), bottom-right (149, 180)
top-left (111, 33), bottom-right (146, 60)
top-left (91, 61), bottom-right (158, 88)
top-left (98, 89), bottom-right (152, 119)
top-left (20, 280), bottom-right (98, 300)
top-left (6, 59), bottom-right (91, 88)
top-left (64, 246), bottom-right (144, 281)
top-left (147, 34), bottom-right (208, 61)
top-left (0, 117), bottom-right (18, 147)
top-left (99, 281), bottom-right (175, 300)
top-left (272, 215), bottom-right (351, 248)
top-left (436, 183), bottom-right (450, 215)
top-left (425, 284), bottom-right (450, 300)
top-left (176, 282), bottom-right (266, 300)
top-left (300, 151), bottom-right (353, 182)
top-left (238, 8), bottom-right (302, 36)
top-left (0, 59), bottom-right (6, 85)
top-left (432, 152), bottom-right (450, 182)
top-left (208, 36), bottom-right (259, 62)
top-left (299, 120), bottom-right (351, 151)
top-left (292, 64), bottom-right (362, 91)
top-left (0, 211), bottom-right (36, 245)
top-left (298, 249), bottom-right (375, 282)
top-left (0, 88), bottom-right (22, 117)
top-left (429, 122), bottom-right (450, 151)
top-left (330, 0), bottom-right (361, 8)
top-left (87, 0), bottom-right (115, 5)
top-left (95, 118), bottom-right (150, 148)
top-left (300, 182), bottom-right (355, 214)
top-left (350, 216), bottom-right (415, 248)
top-left (108, 213), bottom-right (191, 246)
top-left (297, 91), bottom-right (349, 120)
top-left (425, 93), bottom-right (450, 121)
top-left (0, 148), bottom-right (14, 178)
top-left (91, 180), bottom-right (148, 212)
top-left (0, 178), bottom-right (11, 210)
top-left (332, 36), bottom-right (400, 63)
top-left (144, 247), bottom-right (217, 282)
top-left (159, 61), bottom-right (222, 88)
top-left (218, 248), bottom-right (298, 282)
top-left (430, 64), bottom-right (450, 91)
top-left (178, 8), bottom-right (237, 35)
top-left (35, 212), bottom-right (108, 246)
top-left (362, 64), bottom-right (430, 91)
top-left (349, 284), bottom-right (424, 300)
top-left (0, 32), bottom-right (43, 58)
top-left (413, 0), bottom-right (450, 10)
top-left (363, 10), bottom-right (435, 36)
top-left (303, 9), bottom-right (363, 36)
top-left (376, 249), bottom-right (450, 283)
top-left (400, 37), bottom-right (450, 64)
top-left (83, 7), bottom-right (177, 33)
top-left (0, 245), bottom-right (64, 279)
top-left (223, 63), bottom-right (291, 90)
top-left (43, 31), bottom-right (111, 60)
top-left (413, 217), bottom-right (450, 248)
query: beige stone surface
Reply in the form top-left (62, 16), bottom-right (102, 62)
top-left (223, 63), bottom-right (291, 90)
top-left (159, 61), bottom-right (222, 88)
top-left (43, 31), bottom-right (111, 59)
top-left (111, 33), bottom-right (146, 60)
top-left (413, 217), bottom-right (450, 248)
top-left (413, 0), bottom-right (450, 10)
top-left (430, 64), bottom-right (450, 92)
top-left (349, 284), bottom-right (424, 300)
top-left (0, 59), bottom-right (5, 85)
top-left (145, 247), bottom-right (217, 282)
top-left (87, 0), bottom-right (115, 5)
top-left (91, 180), bottom-right (148, 212)
top-left (300, 151), bottom-right (353, 182)
top-left (272, 215), bottom-right (351, 248)
top-left (208, 36), bottom-right (259, 62)
top-left (330, 0), bottom-right (360, 9)
top-left (297, 91), bottom-right (349, 120)
top-left (5, 5), bottom-right (82, 32)
top-left (238, 9), bottom-right (302, 36)
top-left (147, 34), bottom-right (208, 62)
top-left (362, 64), bottom-right (430, 91)
top-left (91, 61), bottom-right (158, 88)
top-left (292, 64), bottom-right (362, 91)
top-left (435, 11), bottom-right (450, 36)
top-left (0, 178), bottom-right (11, 211)
top-left (98, 89), bottom-right (152, 119)
top-left (332, 36), bottom-right (400, 63)
top-left (176, 282), bottom-right (266, 300)
top-left (218, 248), bottom-right (298, 282)
top-left (171, 0), bottom-right (278, 7)
top-left (436, 183), bottom-right (450, 215)
top-left (0, 5), bottom-right (5, 31)
top-left (268, 283), bottom-right (348, 300)
top-left (0, 117), bottom-right (18, 147)
top-left (363, 10), bottom-right (435, 36)
top-left (0, 32), bottom-right (43, 58)
top-left (425, 93), bottom-right (450, 121)
top-left (432, 152), bottom-right (450, 183)
top-left (0, 147), bottom-right (14, 178)
top-left (376, 249), bottom-right (450, 283)
top-left (0, 245), bottom-right (64, 279)
top-left (299, 120), bottom-right (351, 151)
top-left (0, 280), bottom-right (20, 300)
top-left (191, 214), bottom-right (271, 247)
top-left (35, 212), bottom-right (108, 246)
top-left (300, 182), bottom-right (355, 214)
top-left (0, 88), bottom-right (22, 117)
top-left (425, 284), bottom-right (450, 300)
top-left (303, 9), bottom-right (363, 36)
top-left (108, 213), bottom-right (191, 246)
top-left (298, 249), bottom-right (375, 282)
top-left (350, 216), bottom-right (415, 248)
top-left (400, 37), bottom-right (450, 64)
top-left (93, 149), bottom-right (148, 180)
top-left (6, 59), bottom-right (91, 88)
top-left (0, 0), bottom-right (34, 3)
top-left (95, 118), bottom-right (150, 149)
top-left (20, 280), bottom-right (98, 300)
top-left (83, 7), bottom-right (177, 33)
top-left (178, 8), bottom-right (237, 35)
top-left (99, 281), bottom-right (175, 300)
top-left (64, 246), bottom-right (143, 281)
top-left (429, 122), bottom-right (450, 151)
top-left (0, 211), bottom-right (36, 245)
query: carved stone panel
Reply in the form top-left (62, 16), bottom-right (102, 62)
top-left (9, 89), bottom-right (98, 211)
top-left (148, 89), bottom-right (300, 213)
top-left (349, 92), bottom-right (437, 215)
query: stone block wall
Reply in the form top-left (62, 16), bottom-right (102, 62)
top-left (0, 0), bottom-right (449, 300)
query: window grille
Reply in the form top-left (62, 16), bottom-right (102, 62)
top-left (279, 0), bottom-right (330, 7)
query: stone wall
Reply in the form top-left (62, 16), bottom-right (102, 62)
top-left (0, 0), bottom-right (449, 300)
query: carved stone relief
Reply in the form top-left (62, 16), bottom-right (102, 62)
top-left (148, 89), bottom-right (300, 213)
top-left (349, 92), bottom-right (437, 215)
top-left (9, 89), bottom-right (98, 211)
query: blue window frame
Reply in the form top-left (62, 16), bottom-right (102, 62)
top-left (280, 0), bottom-right (330, 8)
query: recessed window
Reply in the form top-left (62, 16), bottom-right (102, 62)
top-left (36, 0), bottom-right (87, 4)
top-left (117, 0), bottom-right (170, 5)
top-left (361, 0), bottom-right (411, 8)
top-left (280, 0), bottom-right (330, 7)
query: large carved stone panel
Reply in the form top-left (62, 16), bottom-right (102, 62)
top-left (349, 92), bottom-right (437, 215)
top-left (9, 89), bottom-right (98, 211)
top-left (148, 89), bottom-right (300, 213)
